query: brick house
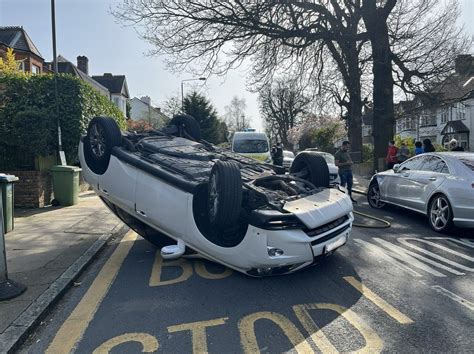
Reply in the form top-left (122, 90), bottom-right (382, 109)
top-left (0, 26), bottom-right (49, 74)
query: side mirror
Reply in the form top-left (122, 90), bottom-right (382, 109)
top-left (393, 164), bottom-right (401, 172)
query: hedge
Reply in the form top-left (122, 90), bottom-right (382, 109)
top-left (0, 74), bottom-right (126, 169)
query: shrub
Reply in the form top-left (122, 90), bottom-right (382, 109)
top-left (0, 74), bottom-right (126, 168)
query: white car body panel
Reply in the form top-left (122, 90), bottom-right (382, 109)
top-left (79, 140), bottom-right (354, 276)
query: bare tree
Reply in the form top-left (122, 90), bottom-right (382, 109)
top-left (160, 95), bottom-right (181, 118)
top-left (224, 96), bottom-right (249, 132)
top-left (258, 78), bottom-right (311, 148)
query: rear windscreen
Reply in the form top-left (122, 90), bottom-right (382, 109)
top-left (458, 157), bottom-right (474, 171)
top-left (233, 139), bottom-right (269, 153)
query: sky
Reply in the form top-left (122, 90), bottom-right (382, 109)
top-left (1, 0), bottom-right (474, 133)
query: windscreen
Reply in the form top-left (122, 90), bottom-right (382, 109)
top-left (322, 153), bottom-right (335, 164)
top-left (233, 139), bottom-right (269, 153)
top-left (283, 151), bottom-right (294, 158)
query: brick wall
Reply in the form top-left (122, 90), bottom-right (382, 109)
top-left (5, 171), bottom-right (53, 208)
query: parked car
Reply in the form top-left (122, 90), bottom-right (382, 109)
top-left (79, 115), bottom-right (354, 277)
top-left (303, 150), bottom-right (341, 185)
top-left (282, 150), bottom-right (295, 168)
top-left (231, 131), bottom-right (270, 162)
top-left (367, 152), bottom-right (474, 232)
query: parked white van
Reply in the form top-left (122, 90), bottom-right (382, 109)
top-left (231, 130), bottom-right (271, 162)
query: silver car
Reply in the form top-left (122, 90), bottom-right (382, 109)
top-left (282, 150), bottom-right (295, 168)
top-left (367, 152), bottom-right (474, 232)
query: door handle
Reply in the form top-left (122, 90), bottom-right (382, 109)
top-left (402, 173), bottom-right (410, 177)
top-left (101, 188), bottom-right (109, 195)
top-left (429, 177), bottom-right (437, 181)
top-left (137, 210), bottom-right (147, 217)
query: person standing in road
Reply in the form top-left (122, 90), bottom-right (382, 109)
top-left (449, 139), bottom-right (465, 151)
top-left (397, 142), bottom-right (410, 163)
top-left (335, 141), bottom-right (357, 204)
top-left (415, 141), bottom-right (424, 155)
top-left (423, 138), bottom-right (436, 152)
top-left (385, 140), bottom-right (398, 169)
top-left (274, 142), bottom-right (284, 166)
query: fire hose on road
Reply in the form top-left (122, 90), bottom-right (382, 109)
top-left (351, 188), bottom-right (392, 229)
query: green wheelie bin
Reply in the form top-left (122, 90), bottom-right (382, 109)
top-left (50, 165), bottom-right (82, 206)
top-left (0, 174), bottom-right (19, 233)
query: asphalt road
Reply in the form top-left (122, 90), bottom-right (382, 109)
top-left (20, 194), bottom-right (474, 353)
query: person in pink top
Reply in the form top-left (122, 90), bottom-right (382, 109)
top-left (385, 140), bottom-right (398, 170)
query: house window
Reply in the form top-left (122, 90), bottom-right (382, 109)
top-left (17, 61), bottom-right (25, 72)
top-left (420, 114), bottom-right (436, 127)
top-left (456, 102), bottom-right (466, 120)
top-left (31, 64), bottom-right (40, 75)
top-left (440, 107), bottom-right (448, 123)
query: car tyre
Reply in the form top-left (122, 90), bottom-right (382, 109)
top-left (208, 160), bottom-right (242, 229)
top-left (367, 182), bottom-right (385, 209)
top-left (290, 152), bottom-right (330, 188)
top-left (428, 194), bottom-right (454, 233)
top-left (84, 116), bottom-right (122, 175)
top-left (169, 114), bottom-right (202, 141)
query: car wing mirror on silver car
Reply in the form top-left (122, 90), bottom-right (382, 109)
top-left (393, 164), bottom-right (401, 172)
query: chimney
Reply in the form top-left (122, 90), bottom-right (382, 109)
top-left (140, 96), bottom-right (151, 105)
top-left (104, 73), bottom-right (113, 77)
top-left (77, 55), bottom-right (88, 75)
top-left (455, 54), bottom-right (474, 76)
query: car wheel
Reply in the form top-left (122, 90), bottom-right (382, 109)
top-left (428, 194), bottom-right (454, 233)
top-left (208, 160), bottom-right (242, 229)
top-left (367, 182), bottom-right (385, 209)
top-left (290, 152), bottom-right (330, 188)
top-left (84, 116), bottom-right (122, 175)
top-left (169, 114), bottom-right (202, 141)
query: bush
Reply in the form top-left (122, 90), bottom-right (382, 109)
top-left (362, 144), bottom-right (374, 162)
top-left (0, 74), bottom-right (126, 168)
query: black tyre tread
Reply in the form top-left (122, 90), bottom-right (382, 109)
top-left (169, 114), bottom-right (201, 141)
top-left (290, 152), bottom-right (330, 188)
top-left (84, 116), bottom-right (122, 175)
top-left (210, 160), bottom-right (242, 228)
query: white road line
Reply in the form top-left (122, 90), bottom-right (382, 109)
top-left (374, 238), bottom-right (465, 276)
top-left (411, 238), bottom-right (474, 261)
top-left (353, 239), bottom-right (423, 277)
top-left (424, 237), bottom-right (474, 249)
top-left (431, 285), bottom-right (474, 312)
top-left (398, 238), bottom-right (474, 272)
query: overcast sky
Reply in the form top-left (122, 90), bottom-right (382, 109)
top-left (1, 0), bottom-right (473, 132)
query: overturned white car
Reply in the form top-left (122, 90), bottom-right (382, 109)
top-left (79, 115), bottom-right (353, 276)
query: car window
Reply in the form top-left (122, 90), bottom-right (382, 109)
top-left (322, 153), bottom-right (335, 164)
top-left (283, 151), bottom-right (294, 158)
top-left (420, 156), bottom-right (450, 174)
top-left (400, 156), bottom-right (424, 171)
top-left (458, 156), bottom-right (474, 171)
top-left (233, 139), bottom-right (269, 153)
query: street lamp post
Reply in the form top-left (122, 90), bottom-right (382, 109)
top-left (181, 78), bottom-right (206, 112)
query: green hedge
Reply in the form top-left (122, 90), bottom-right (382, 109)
top-left (0, 74), bottom-right (126, 169)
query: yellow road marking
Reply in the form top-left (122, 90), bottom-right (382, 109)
top-left (149, 251), bottom-right (193, 286)
top-left (194, 260), bottom-right (233, 279)
top-left (238, 311), bottom-right (314, 354)
top-left (46, 231), bottom-right (138, 354)
top-left (168, 317), bottom-right (228, 353)
top-left (344, 276), bottom-right (414, 324)
top-left (93, 333), bottom-right (158, 353)
top-left (295, 303), bottom-right (383, 354)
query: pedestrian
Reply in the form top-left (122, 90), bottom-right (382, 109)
top-left (415, 141), bottom-right (424, 155)
top-left (449, 139), bottom-right (465, 152)
top-left (423, 138), bottom-right (436, 153)
top-left (273, 142), bottom-right (283, 166)
top-left (385, 140), bottom-right (398, 170)
top-left (271, 144), bottom-right (277, 164)
top-left (396, 142), bottom-right (410, 163)
top-left (334, 141), bottom-right (357, 204)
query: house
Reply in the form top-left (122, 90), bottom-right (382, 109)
top-left (92, 73), bottom-right (130, 116)
top-left (0, 26), bottom-right (49, 74)
top-left (394, 54), bottom-right (474, 150)
top-left (129, 96), bottom-right (169, 128)
top-left (54, 55), bottom-right (110, 97)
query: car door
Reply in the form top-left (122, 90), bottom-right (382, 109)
top-left (381, 156), bottom-right (425, 205)
top-left (403, 156), bottom-right (450, 212)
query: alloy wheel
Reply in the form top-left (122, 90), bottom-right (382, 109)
top-left (430, 196), bottom-right (450, 231)
top-left (368, 184), bottom-right (385, 208)
top-left (89, 123), bottom-right (106, 158)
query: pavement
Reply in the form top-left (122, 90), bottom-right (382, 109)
top-left (0, 192), bottom-right (127, 353)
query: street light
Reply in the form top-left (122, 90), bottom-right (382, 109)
top-left (181, 77), bottom-right (206, 112)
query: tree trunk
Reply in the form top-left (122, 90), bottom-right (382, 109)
top-left (362, 3), bottom-right (395, 172)
top-left (347, 91), bottom-right (363, 161)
